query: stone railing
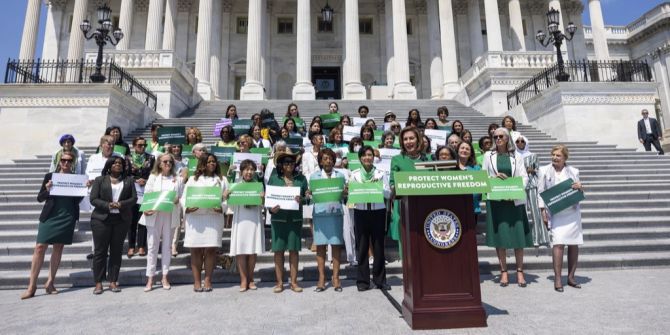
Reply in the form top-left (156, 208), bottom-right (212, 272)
top-left (459, 51), bottom-right (558, 88)
top-left (583, 25), bottom-right (629, 39)
top-left (84, 50), bottom-right (195, 84)
top-left (627, 2), bottom-right (670, 34)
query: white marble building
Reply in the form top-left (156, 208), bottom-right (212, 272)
top-left (7, 0), bottom-right (670, 155)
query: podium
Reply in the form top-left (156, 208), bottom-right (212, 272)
top-left (398, 193), bottom-right (487, 329)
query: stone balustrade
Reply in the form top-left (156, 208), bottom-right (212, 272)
top-left (459, 51), bottom-right (557, 88)
top-left (84, 50), bottom-right (195, 87)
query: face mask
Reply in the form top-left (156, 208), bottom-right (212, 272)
top-left (353, 145), bottom-right (362, 152)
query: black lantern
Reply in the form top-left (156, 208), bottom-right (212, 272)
top-left (80, 2), bottom-right (123, 83)
top-left (321, 2), bottom-right (333, 24)
top-left (536, 8), bottom-right (576, 82)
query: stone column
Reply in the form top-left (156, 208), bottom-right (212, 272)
top-left (439, 0), bottom-right (460, 98)
top-left (292, 0), bottom-right (315, 100)
top-left (384, 0), bottom-right (395, 97)
top-left (426, 0), bottom-right (444, 99)
top-left (162, 0), bottom-right (178, 50)
top-left (42, 1), bottom-right (65, 59)
top-left (19, 0), bottom-right (42, 60)
top-left (391, 0), bottom-right (417, 99)
top-left (468, 0), bottom-right (484, 61)
top-left (117, 0), bottom-right (134, 50)
top-left (588, 0), bottom-right (610, 60)
top-left (508, 0), bottom-right (525, 51)
top-left (209, 0), bottom-right (222, 98)
top-left (342, 0), bottom-right (366, 99)
top-left (653, 55), bottom-right (670, 127)
top-left (241, 0), bottom-right (265, 100)
top-left (220, 2), bottom-right (232, 99)
top-left (145, 0), bottom-right (165, 50)
top-left (66, 0), bottom-right (88, 61)
top-left (483, 0), bottom-right (503, 52)
top-left (195, 0), bottom-right (214, 100)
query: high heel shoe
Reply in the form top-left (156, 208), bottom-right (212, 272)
top-left (161, 278), bottom-right (171, 290)
top-left (567, 282), bottom-right (582, 289)
top-left (554, 286), bottom-right (564, 292)
top-left (45, 284), bottom-right (58, 295)
top-left (499, 269), bottom-right (509, 287)
top-left (20, 287), bottom-right (37, 300)
top-left (517, 269), bottom-right (527, 288)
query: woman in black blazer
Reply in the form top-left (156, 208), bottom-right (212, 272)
top-left (89, 156), bottom-right (137, 294)
top-left (21, 152), bottom-right (83, 299)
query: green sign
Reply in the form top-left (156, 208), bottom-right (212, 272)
top-left (228, 182), bottom-right (264, 206)
top-left (181, 144), bottom-right (194, 159)
top-left (250, 147), bottom-right (271, 165)
top-left (185, 186), bottom-right (222, 208)
top-left (139, 191), bottom-right (176, 212)
top-left (437, 125), bottom-right (452, 132)
top-left (157, 126), bottom-right (186, 145)
top-left (487, 177), bottom-right (526, 201)
top-left (210, 146), bottom-right (236, 164)
top-left (394, 170), bottom-right (490, 196)
top-left (320, 113), bottom-right (341, 129)
top-left (347, 181), bottom-right (384, 205)
top-left (540, 178), bottom-right (585, 215)
top-left (373, 130), bottom-right (384, 142)
top-left (309, 177), bottom-right (345, 203)
top-left (187, 157), bottom-right (198, 177)
top-left (232, 119), bottom-right (252, 136)
top-left (363, 140), bottom-right (381, 148)
top-left (282, 116), bottom-right (305, 129)
top-left (347, 153), bottom-right (361, 171)
top-left (113, 145), bottom-right (126, 156)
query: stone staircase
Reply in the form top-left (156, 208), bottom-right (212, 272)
top-left (1, 99), bottom-right (669, 288)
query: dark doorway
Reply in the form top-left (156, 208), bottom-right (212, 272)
top-left (313, 67), bottom-right (341, 100)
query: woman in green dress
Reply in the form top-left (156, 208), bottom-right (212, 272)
top-left (21, 152), bottom-right (83, 299)
top-left (389, 127), bottom-right (432, 258)
top-left (482, 128), bottom-right (533, 288)
top-left (267, 152), bottom-right (310, 293)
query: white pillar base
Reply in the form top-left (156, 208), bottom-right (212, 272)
top-left (442, 82), bottom-right (461, 99)
top-left (241, 82), bottom-right (266, 100)
top-left (292, 83), bottom-right (316, 100)
top-left (392, 83), bottom-right (417, 100)
top-left (198, 82), bottom-right (214, 101)
top-left (343, 83), bottom-right (367, 100)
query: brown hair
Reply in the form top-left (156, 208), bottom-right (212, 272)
top-left (399, 127), bottom-right (423, 155)
top-left (551, 144), bottom-right (569, 160)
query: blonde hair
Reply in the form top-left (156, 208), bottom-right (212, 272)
top-left (551, 144), bottom-right (569, 160)
top-left (99, 135), bottom-right (114, 146)
top-left (187, 127), bottom-right (203, 144)
top-left (238, 134), bottom-right (253, 148)
top-left (151, 153), bottom-right (177, 176)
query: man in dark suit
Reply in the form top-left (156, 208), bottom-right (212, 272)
top-left (637, 109), bottom-right (664, 155)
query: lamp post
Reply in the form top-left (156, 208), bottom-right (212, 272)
top-left (80, 3), bottom-right (123, 83)
top-left (321, 1), bottom-right (333, 24)
top-left (535, 8), bottom-right (577, 82)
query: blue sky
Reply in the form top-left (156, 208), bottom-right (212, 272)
top-left (0, 0), bottom-right (665, 79)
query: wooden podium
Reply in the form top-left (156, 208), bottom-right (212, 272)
top-left (399, 194), bottom-right (487, 329)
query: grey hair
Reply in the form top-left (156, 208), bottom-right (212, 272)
top-left (192, 143), bottom-right (207, 154)
top-left (493, 128), bottom-right (516, 154)
top-left (273, 140), bottom-right (287, 154)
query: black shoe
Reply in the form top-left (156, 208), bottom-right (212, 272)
top-left (334, 286), bottom-right (342, 292)
top-left (554, 286), bottom-right (564, 292)
top-left (86, 253), bottom-right (94, 260)
top-left (376, 284), bottom-right (391, 291)
top-left (567, 282), bottom-right (582, 289)
top-left (357, 285), bottom-right (371, 292)
top-left (314, 286), bottom-right (326, 293)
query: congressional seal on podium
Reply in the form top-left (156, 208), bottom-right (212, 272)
top-left (424, 209), bottom-right (462, 249)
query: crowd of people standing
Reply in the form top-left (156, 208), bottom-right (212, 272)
top-left (20, 102), bottom-right (585, 299)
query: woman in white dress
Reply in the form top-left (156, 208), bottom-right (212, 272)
top-left (182, 154), bottom-right (228, 292)
top-left (224, 159), bottom-right (265, 292)
top-left (142, 153), bottom-right (183, 292)
top-left (538, 145), bottom-right (584, 292)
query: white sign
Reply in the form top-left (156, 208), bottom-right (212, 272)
top-left (50, 173), bottom-right (89, 197)
top-left (376, 159), bottom-right (392, 173)
top-left (264, 185), bottom-right (301, 210)
top-left (342, 126), bottom-right (361, 142)
top-left (353, 117), bottom-right (372, 127)
top-left (85, 156), bottom-right (106, 180)
top-left (135, 183), bottom-right (145, 204)
top-left (378, 148), bottom-right (400, 160)
top-left (424, 129), bottom-right (448, 150)
top-left (384, 122), bottom-right (393, 131)
top-left (232, 153), bottom-right (263, 171)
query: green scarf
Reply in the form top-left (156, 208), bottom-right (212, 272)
top-left (131, 152), bottom-right (146, 169)
top-left (361, 166), bottom-right (375, 182)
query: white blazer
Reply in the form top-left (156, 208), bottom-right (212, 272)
top-left (349, 167), bottom-right (392, 210)
top-left (482, 150), bottom-right (528, 207)
top-left (141, 173), bottom-right (184, 228)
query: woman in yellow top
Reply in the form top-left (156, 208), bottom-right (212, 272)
top-left (216, 125), bottom-right (239, 150)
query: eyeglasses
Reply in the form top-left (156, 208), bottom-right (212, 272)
top-left (161, 160), bottom-right (173, 164)
top-left (60, 159), bottom-right (73, 163)
top-left (136, 143), bottom-right (146, 147)
top-left (516, 140), bottom-right (525, 143)
top-left (493, 135), bottom-right (505, 140)
top-left (282, 161), bottom-right (295, 165)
